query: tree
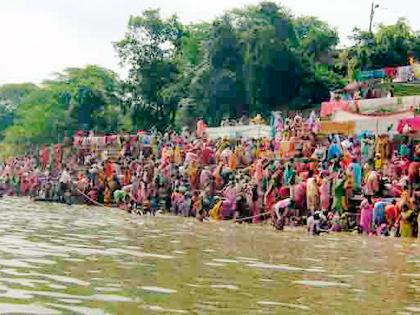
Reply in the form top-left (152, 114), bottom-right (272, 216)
top-left (3, 88), bottom-right (65, 149)
top-left (294, 16), bottom-right (338, 62)
top-left (179, 22), bottom-right (211, 67)
top-left (2, 1), bottom-right (419, 145)
top-left (371, 18), bottom-right (415, 67)
top-left (184, 62), bottom-right (211, 124)
top-left (348, 18), bottom-right (418, 70)
top-left (298, 63), bottom-right (345, 106)
top-left (0, 83), bottom-right (39, 138)
top-left (207, 17), bottom-right (245, 124)
top-left (45, 65), bottom-right (121, 131)
top-left (2, 65), bottom-right (121, 151)
top-left (231, 2), bottom-right (306, 113)
top-left (115, 9), bottom-right (183, 130)
top-left (175, 2), bottom-right (346, 122)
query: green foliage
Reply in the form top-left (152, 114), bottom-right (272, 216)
top-left (207, 17), bottom-right (245, 124)
top-left (393, 83), bottom-right (420, 97)
top-left (347, 18), bottom-right (419, 70)
top-left (3, 89), bottom-right (63, 146)
top-left (0, 83), bottom-right (38, 108)
top-left (46, 65), bottom-right (121, 130)
top-left (174, 97), bottom-right (197, 130)
top-left (294, 16), bottom-right (338, 62)
top-left (0, 83), bottom-right (39, 138)
top-left (2, 66), bottom-right (121, 150)
top-left (180, 23), bottom-right (211, 66)
top-left (174, 2), bottom-right (344, 123)
top-left (95, 4), bottom-right (420, 130)
top-left (115, 9), bottom-right (183, 130)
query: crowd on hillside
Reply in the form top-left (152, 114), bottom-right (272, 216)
top-left (0, 114), bottom-right (419, 237)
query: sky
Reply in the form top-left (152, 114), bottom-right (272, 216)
top-left (0, 0), bottom-right (419, 84)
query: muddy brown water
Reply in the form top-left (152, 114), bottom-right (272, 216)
top-left (0, 197), bottom-right (418, 314)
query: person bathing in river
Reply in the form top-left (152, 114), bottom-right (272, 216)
top-left (113, 188), bottom-right (128, 210)
top-left (319, 171), bottom-right (330, 212)
top-left (149, 192), bottom-right (159, 216)
top-left (360, 195), bottom-right (374, 234)
top-left (372, 200), bottom-right (390, 231)
top-left (179, 192), bottom-right (192, 217)
top-left (307, 211), bottom-right (328, 235)
top-left (58, 167), bottom-right (71, 202)
top-left (86, 186), bottom-right (99, 205)
top-left (272, 198), bottom-right (291, 230)
top-left (332, 171), bottom-right (346, 214)
top-left (306, 170), bottom-right (319, 215)
top-left (4, 113), bottom-right (419, 238)
top-left (399, 204), bottom-right (415, 238)
top-left (385, 200), bottom-right (398, 229)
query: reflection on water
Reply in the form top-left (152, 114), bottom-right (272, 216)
top-left (0, 197), bottom-right (418, 314)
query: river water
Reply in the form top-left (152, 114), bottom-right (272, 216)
top-left (0, 197), bottom-right (418, 314)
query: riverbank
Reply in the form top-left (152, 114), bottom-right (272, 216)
top-left (1, 115), bottom-right (419, 238)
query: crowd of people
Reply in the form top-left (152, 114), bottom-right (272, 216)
top-left (0, 114), bottom-right (419, 238)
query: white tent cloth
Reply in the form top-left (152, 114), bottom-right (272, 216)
top-left (332, 110), bottom-right (414, 135)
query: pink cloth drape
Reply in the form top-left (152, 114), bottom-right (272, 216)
top-left (320, 100), bottom-right (349, 118)
top-left (397, 117), bottom-right (420, 133)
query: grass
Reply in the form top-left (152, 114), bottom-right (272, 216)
top-left (394, 83), bottom-right (420, 97)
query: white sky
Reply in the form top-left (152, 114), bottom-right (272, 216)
top-left (0, 0), bottom-right (419, 84)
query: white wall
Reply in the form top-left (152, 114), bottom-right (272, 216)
top-left (205, 125), bottom-right (273, 140)
top-left (357, 95), bottom-right (420, 112)
top-left (333, 110), bottom-right (414, 135)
